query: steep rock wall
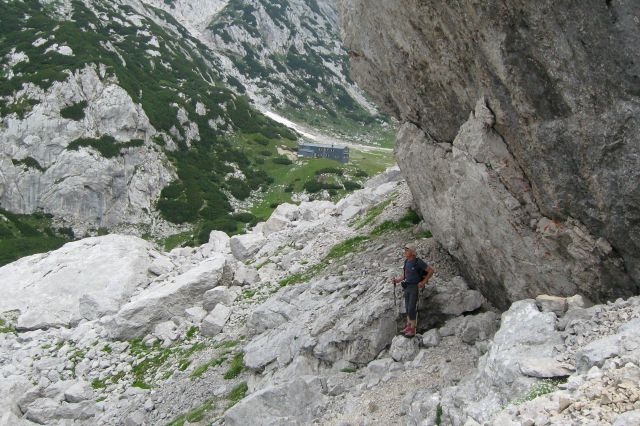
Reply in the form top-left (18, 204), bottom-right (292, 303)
top-left (0, 65), bottom-right (174, 232)
top-left (338, 0), bottom-right (640, 307)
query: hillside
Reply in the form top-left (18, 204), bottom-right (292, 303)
top-left (142, 0), bottom-right (395, 146)
top-left (0, 0), bottom-right (393, 265)
top-left (1, 169), bottom-right (639, 425)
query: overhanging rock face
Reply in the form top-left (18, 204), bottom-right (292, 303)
top-left (338, 0), bottom-right (640, 308)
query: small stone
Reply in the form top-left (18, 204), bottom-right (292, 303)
top-left (536, 295), bottom-right (568, 317)
top-left (144, 399), bottom-right (155, 412)
top-left (558, 397), bottom-right (572, 412)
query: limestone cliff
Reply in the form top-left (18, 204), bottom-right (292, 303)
top-left (338, 0), bottom-right (640, 307)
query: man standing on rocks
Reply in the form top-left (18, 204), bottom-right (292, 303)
top-left (391, 245), bottom-right (433, 337)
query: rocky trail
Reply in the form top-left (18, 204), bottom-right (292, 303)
top-left (2, 167), bottom-right (640, 425)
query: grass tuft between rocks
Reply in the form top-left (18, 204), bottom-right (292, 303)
top-left (511, 378), bottom-right (567, 405)
top-left (190, 357), bottom-right (226, 379)
top-left (227, 382), bottom-right (248, 408)
top-left (166, 398), bottom-right (217, 426)
top-left (0, 319), bottom-right (17, 335)
top-left (91, 379), bottom-right (107, 389)
top-left (223, 352), bottom-right (245, 380)
top-left (278, 208), bottom-right (422, 287)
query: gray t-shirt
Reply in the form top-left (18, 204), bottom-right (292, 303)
top-left (404, 258), bottom-right (429, 285)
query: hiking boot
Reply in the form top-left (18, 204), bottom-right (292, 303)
top-left (401, 324), bottom-right (412, 334)
top-left (403, 326), bottom-right (416, 337)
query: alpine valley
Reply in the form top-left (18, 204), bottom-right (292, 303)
top-left (2, 1), bottom-right (640, 426)
top-left (0, 0), bottom-right (393, 265)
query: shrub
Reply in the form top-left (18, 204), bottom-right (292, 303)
top-left (343, 180), bottom-right (362, 190)
top-left (227, 178), bottom-right (251, 200)
top-left (60, 100), bottom-right (88, 120)
top-left (303, 179), bottom-right (323, 193)
top-left (254, 136), bottom-right (269, 146)
top-left (12, 157), bottom-right (45, 172)
top-left (232, 212), bottom-right (256, 223)
top-left (272, 156), bottom-right (292, 165)
top-left (66, 136), bottom-right (119, 158)
top-left (315, 167), bottom-right (343, 176)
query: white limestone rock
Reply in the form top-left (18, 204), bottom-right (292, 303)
top-left (106, 254), bottom-right (227, 339)
top-left (0, 235), bottom-right (163, 331)
top-left (230, 233), bottom-right (266, 261)
top-left (0, 375), bottom-right (31, 418)
top-left (244, 276), bottom-right (396, 371)
top-left (203, 286), bottom-right (241, 311)
top-left (421, 329), bottom-right (442, 348)
top-left (184, 306), bottom-right (208, 324)
top-left (148, 256), bottom-right (175, 277)
top-left (536, 295), bottom-right (568, 317)
top-left (575, 318), bottom-right (640, 372)
top-left (201, 304), bottom-right (231, 337)
top-left (263, 203), bottom-right (299, 236)
top-left (431, 276), bottom-right (484, 316)
top-left (566, 294), bottom-right (593, 311)
top-left (0, 65), bottom-right (174, 231)
top-left (153, 320), bottom-right (179, 345)
top-left (389, 335), bottom-right (420, 362)
top-left (439, 300), bottom-right (564, 424)
top-left (207, 230), bottom-right (231, 254)
top-left (224, 376), bottom-right (328, 426)
top-left (232, 263), bottom-right (259, 287)
top-left (518, 358), bottom-right (574, 378)
top-left (63, 381), bottom-right (94, 403)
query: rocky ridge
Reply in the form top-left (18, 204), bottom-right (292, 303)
top-left (143, 0), bottom-right (385, 134)
top-left (0, 0), bottom-right (299, 236)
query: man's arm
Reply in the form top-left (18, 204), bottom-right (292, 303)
top-left (391, 261), bottom-right (407, 284)
top-left (418, 266), bottom-right (434, 288)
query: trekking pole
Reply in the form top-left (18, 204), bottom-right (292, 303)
top-left (416, 287), bottom-right (423, 333)
top-left (391, 278), bottom-right (401, 334)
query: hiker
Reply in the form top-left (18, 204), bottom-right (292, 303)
top-left (391, 244), bottom-right (433, 337)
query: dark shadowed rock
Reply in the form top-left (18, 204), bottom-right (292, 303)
top-left (338, 0), bottom-right (640, 307)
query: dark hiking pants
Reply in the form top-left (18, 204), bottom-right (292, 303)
top-left (404, 283), bottom-right (419, 320)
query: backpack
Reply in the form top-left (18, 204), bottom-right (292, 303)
top-left (403, 257), bottom-right (429, 283)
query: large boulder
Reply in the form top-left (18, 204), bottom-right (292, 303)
top-left (439, 300), bottom-right (564, 424)
top-left (244, 276), bottom-right (396, 371)
top-left (105, 254), bottom-right (227, 339)
top-left (0, 235), bottom-right (163, 330)
top-left (575, 318), bottom-right (640, 373)
top-left (0, 375), bottom-right (31, 419)
top-left (389, 335), bottom-right (420, 362)
top-left (224, 376), bottom-right (328, 426)
top-left (262, 203), bottom-right (299, 236)
top-left (430, 276), bottom-right (484, 316)
top-left (203, 286), bottom-right (241, 311)
top-left (338, 0), bottom-right (640, 308)
top-left (230, 233), bottom-right (266, 261)
top-left (201, 304), bottom-right (232, 337)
